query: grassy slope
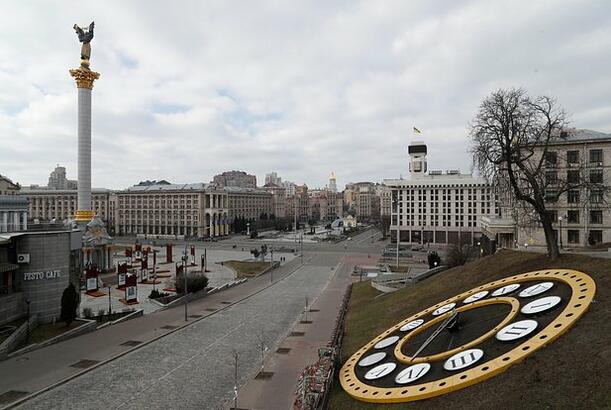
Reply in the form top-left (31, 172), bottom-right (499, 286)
top-left (328, 250), bottom-right (611, 409)
top-left (223, 260), bottom-right (270, 278)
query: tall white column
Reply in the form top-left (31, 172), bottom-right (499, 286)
top-left (78, 87), bottom-right (92, 213)
top-left (22, 212), bottom-right (27, 231)
top-left (70, 67), bottom-right (99, 222)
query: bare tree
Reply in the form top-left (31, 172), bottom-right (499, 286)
top-left (470, 88), bottom-right (605, 260)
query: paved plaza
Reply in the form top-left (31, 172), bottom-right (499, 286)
top-left (16, 252), bottom-right (343, 410)
top-left (79, 245), bottom-right (297, 316)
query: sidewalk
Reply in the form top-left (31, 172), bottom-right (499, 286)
top-left (229, 255), bottom-right (374, 410)
top-left (0, 259), bottom-right (301, 407)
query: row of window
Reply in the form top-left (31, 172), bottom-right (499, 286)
top-left (545, 148), bottom-right (604, 166)
top-left (546, 210), bottom-right (604, 224)
top-left (545, 169), bottom-right (604, 184)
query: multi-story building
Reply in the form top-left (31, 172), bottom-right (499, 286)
top-left (282, 181), bottom-right (296, 197)
top-left (213, 170), bottom-right (257, 189)
top-left (329, 172), bottom-right (337, 193)
top-left (386, 141), bottom-right (497, 245)
top-left (225, 187), bottom-right (272, 224)
top-left (114, 183), bottom-right (228, 238)
top-left (0, 175), bottom-right (28, 233)
top-left (265, 172), bottom-right (282, 186)
top-left (350, 182), bottom-right (380, 221)
top-left (47, 165), bottom-right (77, 190)
top-left (309, 188), bottom-right (343, 222)
top-left (262, 182), bottom-right (286, 218)
top-left (0, 174), bottom-right (20, 195)
top-left (19, 188), bottom-right (113, 224)
top-left (378, 184), bottom-right (392, 217)
top-left (482, 129), bottom-right (611, 248)
top-left (287, 185), bottom-right (311, 223)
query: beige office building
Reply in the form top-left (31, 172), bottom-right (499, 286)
top-left (19, 188), bottom-right (112, 224)
top-left (225, 187), bottom-right (273, 222)
top-left (114, 183), bottom-right (228, 238)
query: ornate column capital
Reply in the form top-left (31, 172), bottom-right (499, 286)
top-left (69, 67), bottom-right (100, 89)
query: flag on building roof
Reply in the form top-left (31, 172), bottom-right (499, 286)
top-left (413, 126), bottom-right (422, 134)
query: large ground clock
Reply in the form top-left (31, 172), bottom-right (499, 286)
top-left (339, 269), bottom-right (595, 403)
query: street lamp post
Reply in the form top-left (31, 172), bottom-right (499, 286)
top-left (25, 299), bottom-right (31, 344)
top-left (300, 235), bottom-right (303, 264)
top-left (558, 216), bottom-right (563, 249)
top-left (107, 285), bottom-right (112, 315)
top-left (183, 244), bottom-right (188, 321)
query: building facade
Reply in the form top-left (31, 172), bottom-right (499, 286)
top-left (265, 172), bottom-right (282, 186)
top-left (114, 183), bottom-right (228, 238)
top-left (19, 188), bottom-right (112, 225)
top-left (0, 174), bottom-right (20, 195)
top-left (482, 129), bottom-right (611, 248)
top-left (262, 183), bottom-right (287, 218)
top-left (47, 165), bottom-right (77, 190)
top-left (386, 141), bottom-right (497, 245)
top-left (213, 170), bottom-right (257, 189)
top-left (225, 187), bottom-right (273, 223)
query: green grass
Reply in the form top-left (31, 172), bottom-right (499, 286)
top-left (223, 260), bottom-right (271, 278)
top-left (28, 321), bottom-right (82, 344)
top-left (328, 250), bottom-right (611, 409)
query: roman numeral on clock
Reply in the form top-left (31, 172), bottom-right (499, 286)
top-left (496, 319), bottom-right (538, 341)
top-left (444, 349), bottom-right (484, 371)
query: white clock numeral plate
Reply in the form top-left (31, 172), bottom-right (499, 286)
top-left (463, 290), bottom-right (489, 304)
top-left (395, 363), bottom-right (431, 384)
top-left (400, 319), bottom-right (425, 332)
top-left (374, 335), bottom-right (400, 349)
top-left (443, 349), bottom-right (484, 371)
top-left (521, 296), bottom-right (562, 315)
top-left (432, 303), bottom-right (456, 316)
top-left (496, 319), bottom-right (538, 341)
top-left (491, 283), bottom-right (521, 297)
top-left (364, 362), bottom-right (397, 380)
top-left (358, 352), bottom-right (386, 367)
top-left (519, 282), bottom-right (554, 298)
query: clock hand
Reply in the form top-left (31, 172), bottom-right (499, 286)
top-left (411, 309), bottom-right (458, 362)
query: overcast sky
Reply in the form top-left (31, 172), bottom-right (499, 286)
top-left (1, 1), bottom-right (610, 190)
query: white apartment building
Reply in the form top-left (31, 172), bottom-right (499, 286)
top-left (482, 129), bottom-right (611, 248)
top-left (385, 141), bottom-right (497, 245)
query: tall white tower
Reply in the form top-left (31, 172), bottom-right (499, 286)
top-left (70, 23), bottom-right (100, 222)
top-left (329, 171), bottom-right (337, 192)
top-left (408, 141), bottom-right (427, 179)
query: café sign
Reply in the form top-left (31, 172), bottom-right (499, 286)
top-left (24, 270), bottom-right (62, 281)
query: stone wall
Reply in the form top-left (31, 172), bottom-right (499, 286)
top-left (0, 292), bottom-right (24, 325)
top-left (15, 232), bottom-right (71, 323)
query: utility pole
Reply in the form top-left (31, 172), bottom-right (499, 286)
top-left (300, 234), bottom-right (303, 264)
top-left (233, 350), bottom-right (239, 410)
top-left (107, 285), bottom-right (112, 315)
top-left (183, 243), bottom-right (188, 321)
top-left (396, 228), bottom-right (400, 269)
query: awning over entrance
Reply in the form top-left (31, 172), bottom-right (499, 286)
top-left (481, 216), bottom-right (516, 239)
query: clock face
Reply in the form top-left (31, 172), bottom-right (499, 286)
top-left (340, 269), bottom-right (595, 403)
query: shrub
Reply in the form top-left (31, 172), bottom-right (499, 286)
top-left (60, 283), bottom-right (79, 326)
top-left (175, 273), bottom-right (209, 294)
top-left (82, 307), bottom-right (93, 319)
top-left (97, 308), bottom-right (106, 317)
top-left (149, 289), bottom-right (170, 299)
top-left (446, 244), bottom-right (475, 267)
top-left (428, 251), bottom-right (442, 269)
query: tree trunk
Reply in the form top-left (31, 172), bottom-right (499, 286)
top-left (541, 218), bottom-right (560, 260)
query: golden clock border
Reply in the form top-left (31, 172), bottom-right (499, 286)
top-left (339, 269), bottom-right (596, 403)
